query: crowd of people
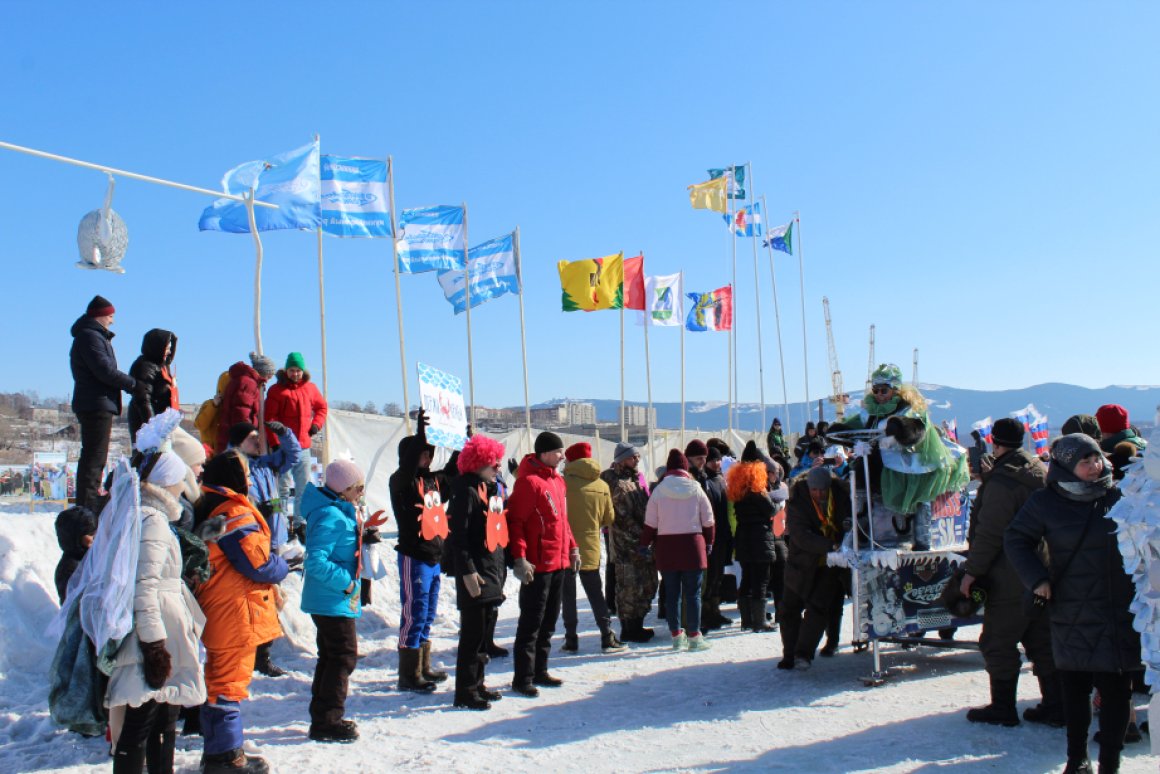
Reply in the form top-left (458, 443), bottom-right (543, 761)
top-left (49, 295), bottom-right (1153, 773)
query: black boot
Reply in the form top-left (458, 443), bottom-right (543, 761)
top-left (620, 617), bottom-right (654, 643)
top-left (309, 719), bottom-right (359, 743)
top-left (420, 642), bottom-right (449, 683)
top-left (397, 648), bottom-right (437, 693)
top-left (1023, 672), bottom-right (1065, 727)
top-left (561, 633), bottom-right (579, 652)
top-left (1061, 760), bottom-right (1092, 774)
top-left (254, 642), bottom-right (286, 678)
top-left (202, 748), bottom-right (270, 773)
top-left (738, 598), bottom-right (753, 630)
top-left (112, 746), bottom-right (145, 774)
top-left (453, 689), bottom-right (492, 711)
top-left (750, 599), bottom-right (775, 633)
top-left (966, 677), bottom-right (1020, 727)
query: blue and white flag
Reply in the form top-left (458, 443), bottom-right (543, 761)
top-left (763, 220), bottom-right (794, 254)
top-left (199, 141), bottom-right (321, 233)
top-left (723, 201), bottom-right (763, 237)
top-left (320, 156), bottom-right (390, 238)
top-left (436, 232), bottom-right (519, 314)
top-left (397, 205), bottom-right (466, 273)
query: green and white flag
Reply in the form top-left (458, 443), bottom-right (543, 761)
top-left (645, 272), bottom-right (683, 326)
top-left (707, 165), bottom-right (746, 200)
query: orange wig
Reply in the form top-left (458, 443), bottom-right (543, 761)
top-left (726, 461), bottom-right (768, 502)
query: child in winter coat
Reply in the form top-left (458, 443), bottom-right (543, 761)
top-left (54, 505), bottom-right (97, 603)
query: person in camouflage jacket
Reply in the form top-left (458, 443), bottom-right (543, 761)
top-left (601, 447), bottom-right (658, 643)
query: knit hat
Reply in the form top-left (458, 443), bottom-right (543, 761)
top-left (990, 417), bottom-right (1025, 449)
top-left (285, 351), bottom-right (306, 371)
top-left (534, 431), bottom-right (564, 454)
top-left (805, 421), bottom-right (816, 432)
top-left (228, 422), bottom-right (258, 449)
top-left (666, 448), bottom-right (689, 472)
top-left (613, 441), bottom-right (638, 464)
top-left (741, 440), bottom-right (762, 463)
top-left (1095, 404), bottom-right (1130, 435)
top-left (1050, 433), bottom-right (1103, 473)
top-left (565, 442), bottom-right (592, 462)
top-left (250, 351), bottom-right (277, 379)
top-left (871, 363), bottom-right (904, 389)
top-left (684, 439), bottom-right (708, 458)
top-left (144, 451), bottom-right (189, 488)
top-left (86, 295), bottom-right (115, 317)
top-left (807, 467), bottom-right (832, 490)
top-left (325, 459), bottom-right (364, 493)
top-left (707, 447), bottom-right (722, 463)
top-left (1061, 414), bottom-right (1102, 441)
top-left (171, 427), bottom-right (207, 468)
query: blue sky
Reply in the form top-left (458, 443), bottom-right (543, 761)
top-left (2, 3), bottom-right (1157, 414)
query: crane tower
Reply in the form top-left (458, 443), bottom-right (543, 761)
top-left (822, 297), bottom-right (849, 419)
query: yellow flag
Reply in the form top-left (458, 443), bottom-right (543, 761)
top-left (688, 176), bottom-right (728, 214)
top-left (558, 253), bottom-right (624, 312)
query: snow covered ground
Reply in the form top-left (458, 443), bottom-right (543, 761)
top-left (1, 505), bottom-right (1156, 773)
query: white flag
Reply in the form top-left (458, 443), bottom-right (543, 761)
top-left (645, 272), bottom-right (683, 327)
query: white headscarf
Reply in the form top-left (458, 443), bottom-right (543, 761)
top-left (145, 451), bottom-right (188, 488)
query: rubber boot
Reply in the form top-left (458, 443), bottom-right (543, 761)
top-left (966, 676), bottom-right (1020, 727)
top-left (397, 648), bottom-right (436, 693)
top-left (1023, 672), bottom-right (1066, 727)
top-left (420, 641), bottom-right (449, 683)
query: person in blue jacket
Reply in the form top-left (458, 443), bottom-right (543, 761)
top-left (300, 459), bottom-right (365, 744)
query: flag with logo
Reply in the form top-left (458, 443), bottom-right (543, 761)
top-left (396, 205), bottom-right (466, 273)
top-left (971, 417), bottom-right (993, 444)
top-left (558, 253), bottom-right (624, 312)
top-left (624, 254), bottom-right (646, 311)
top-left (764, 221), bottom-right (793, 254)
top-left (723, 201), bottom-right (763, 237)
top-left (686, 286), bottom-right (733, 332)
top-left (644, 272), bottom-right (682, 326)
top-left (319, 156), bottom-right (390, 237)
top-left (436, 231), bottom-right (519, 314)
top-left (708, 165), bottom-right (746, 199)
top-left (688, 176), bottom-right (728, 214)
top-left (199, 140), bottom-right (321, 233)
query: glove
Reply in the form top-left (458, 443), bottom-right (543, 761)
top-left (462, 572), bottom-right (485, 598)
top-left (362, 527), bottom-right (382, 545)
top-left (416, 408), bottom-right (429, 432)
top-left (139, 640), bottom-right (172, 690)
top-left (507, 458), bottom-right (519, 476)
top-left (513, 557), bottom-right (535, 584)
top-left (264, 421), bottom-right (286, 436)
top-left (569, 548), bottom-right (581, 572)
top-left (465, 424), bottom-right (474, 438)
top-left (309, 424), bottom-right (321, 437)
top-left (285, 554), bottom-right (305, 571)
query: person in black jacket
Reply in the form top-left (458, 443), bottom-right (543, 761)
top-left (1005, 434), bottom-right (1140, 774)
top-left (700, 445), bottom-right (733, 630)
top-left (54, 505), bottom-right (97, 602)
top-left (127, 329), bottom-right (179, 444)
top-left (448, 434), bottom-right (508, 710)
top-left (69, 295), bottom-right (141, 508)
top-left (728, 443), bottom-right (778, 633)
top-left (388, 409), bottom-right (447, 693)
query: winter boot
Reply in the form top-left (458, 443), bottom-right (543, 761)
top-left (309, 719), bottom-right (359, 743)
top-left (420, 641), bottom-right (449, 683)
top-left (453, 690), bottom-right (492, 711)
top-left (738, 598), bottom-right (754, 630)
top-left (202, 748), bottom-right (270, 774)
top-left (397, 648), bottom-right (437, 693)
top-left (477, 684), bottom-right (502, 702)
top-left (1023, 673), bottom-right (1066, 727)
top-left (1061, 760), bottom-right (1093, 774)
top-left (620, 617), bottom-right (654, 643)
top-left (561, 633), bottom-right (580, 652)
top-left (485, 642), bottom-right (509, 658)
top-left (750, 599), bottom-right (775, 633)
top-left (601, 631), bottom-right (628, 653)
top-left (112, 746), bottom-right (145, 774)
top-left (533, 671), bottom-right (563, 688)
top-left (253, 642), bottom-right (286, 678)
top-left (966, 677), bottom-right (1020, 727)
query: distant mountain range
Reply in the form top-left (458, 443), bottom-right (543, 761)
top-left (533, 383), bottom-right (1160, 434)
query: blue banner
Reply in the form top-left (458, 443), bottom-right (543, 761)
top-left (436, 232), bottom-right (519, 314)
top-left (199, 141), bottom-right (321, 233)
top-left (320, 156), bottom-right (390, 238)
top-left (397, 205), bottom-right (466, 273)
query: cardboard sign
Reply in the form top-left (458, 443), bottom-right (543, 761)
top-left (417, 361), bottom-right (468, 451)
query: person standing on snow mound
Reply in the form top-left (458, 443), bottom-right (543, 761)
top-left (126, 328), bottom-right (180, 446)
top-left (829, 363), bottom-right (968, 551)
top-left (601, 441), bottom-right (658, 644)
top-left (388, 408), bottom-right (449, 694)
top-left (507, 431), bottom-right (580, 697)
top-left (70, 295), bottom-right (144, 508)
top-left (264, 351), bottom-right (328, 522)
top-left (214, 353), bottom-right (276, 453)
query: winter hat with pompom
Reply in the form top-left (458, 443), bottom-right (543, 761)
top-left (250, 352), bottom-right (277, 379)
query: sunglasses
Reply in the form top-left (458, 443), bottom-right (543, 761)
top-left (871, 385), bottom-right (893, 395)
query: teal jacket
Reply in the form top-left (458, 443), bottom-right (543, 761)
top-left (300, 483), bottom-right (361, 618)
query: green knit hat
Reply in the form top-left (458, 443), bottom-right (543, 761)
top-left (871, 363), bottom-right (903, 389)
top-left (285, 351), bottom-right (306, 371)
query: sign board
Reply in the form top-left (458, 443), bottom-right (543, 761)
top-left (417, 362), bottom-right (468, 451)
top-left (32, 452), bottom-right (70, 502)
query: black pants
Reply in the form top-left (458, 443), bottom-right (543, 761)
top-left (114, 700), bottom-right (178, 773)
top-left (563, 568), bottom-right (612, 637)
top-left (1061, 670), bottom-right (1132, 768)
top-left (309, 615), bottom-right (358, 726)
top-left (740, 561), bottom-right (772, 600)
top-left (781, 568), bottom-right (844, 662)
top-left (979, 601), bottom-right (1055, 680)
top-left (75, 411), bottom-right (113, 509)
top-left (603, 532), bottom-right (616, 614)
top-left (769, 540), bottom-right (788, 616)
top-left (825, 569), bottom-right (850, 645)
top-left (513, 569), bottom-right (563, 684)
top-left (457, 602), bottom-right (499, 696)
top-left (484, 604), bottom-right (499, 650)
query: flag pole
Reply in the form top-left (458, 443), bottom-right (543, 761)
top-left (461, 201), bottom-right (476, 428)
top-left (316, 228), bottom-right (331, 464)
top-left (243, 189), bottom-right (269, 454)
top-left (727, 175), bottom-right (736, 434)
top-left (387, 156), bottom-right (412, 434)
top-left (680, 271), bottom-right (686, 449)
top-left (514, 227), bottom-right (532, 437)
top-left (748, 164), bottom-right (766, 434)
top-left (762, 195), bottom-right (792, 437)
top-left (619, 289), bottom-right (626, 442)
top-left (641, 250), bottom-right (654, 464)
top-left (795, 210), bottom-right (809, 433)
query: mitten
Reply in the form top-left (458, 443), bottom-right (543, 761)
top-left (569, 548), bottom-right (582, 572)
top-left (139, 640), bottom-right (172, 690)
top-left (463, 572), bottom-right (485, 598)
top-left (513, 557), bottom-right (535, 584)
top-left (308, 424), bottom-right (321, 437)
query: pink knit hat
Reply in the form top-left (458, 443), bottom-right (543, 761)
top-left (325, 459), bottom-right (364, 493)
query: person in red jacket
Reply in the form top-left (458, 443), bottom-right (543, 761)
top-left (215, 354), bottom-right (277, 453)
top-left (506, 432), bottom-right (580, 697)
top-left (264, 352), bottom-right (328, 519)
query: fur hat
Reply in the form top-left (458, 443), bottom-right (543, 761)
top-left (990, 417), bottom-right (1025, 449)
top-left (86, 294), bottom-right (115, 317)
top-left (1095, 404), bottom-right (1130, 435)
top-left (534, 431), bottom-right (564, 454)
top-left (684, 439), bottom-right (708, 458)
top-left (871, 363), bottom-right (903, 389)
top-left (613, 442), bottom-right (638, 464)
top-left (1061, 414), bottom-right (1102, 441)
top-left (565, 442), bottom-right (592, 463)
top-left (325, 459), bottom-right (364, 493)
top-left (459, 435), bottom-right (506, 474)
top-left (666, 449), bottom-right (689, 472)
top-left (249, 351), bottom-right (277, 379)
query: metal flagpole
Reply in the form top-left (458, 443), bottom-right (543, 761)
top-left (748, 164), bottom-right (767, 433)
top-left (727, 173), bottom-right (735, 434)
top-left (619, 294), bottom-right (626, 442)
top-left (461, 202), bottom-right (476, 427)
top-left (514, 227), bottom-right (532, 437)
top-left (795, 210), bottom-right (809, 433)
top-left (387, 157), bottom-right (412, 434)
top-left (641, 251), bottom-right (654, 463)
top-left (244, 189), bottom-right (269, 454)
top-left (762, 196), bottom-right (792, 436)
top-left (680, 272), bottom-right (687, 449)
top-left (316, 228), bottom-right (331, 464)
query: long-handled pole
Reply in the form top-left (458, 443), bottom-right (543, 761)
top-left (244, 190), bottom-right (269, 454)
top-left (762, 196), bottom-right (792, 436)
top-left (748, 164), bottom-right (766, 433)
top-left (619, 298), bottom-right (626, 442)
top-left (796, 211), bottom-right (809, 433)
top-left (387, 157), bottom-right (412, 434)
top-left (316, 229), bottom-right (331, 464)
top-left (642, 251), bottom-right (654, 461)
top-left (461, 202), bottom-right (476, 427)
top-left (680, 274), bottom-right (687, 449)
top-left (727, 182), bottom-right (736, 434)
top-left (514, 228), bottom-right (532, 437)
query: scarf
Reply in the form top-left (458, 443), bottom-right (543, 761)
top-left (862, 395), bottom-right (902, 417)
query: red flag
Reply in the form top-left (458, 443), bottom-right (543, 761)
top-left (624, 254), bottom-right (646, 311)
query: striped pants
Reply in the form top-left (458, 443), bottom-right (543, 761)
top-left (397, 553), bottom-right (441, 649)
